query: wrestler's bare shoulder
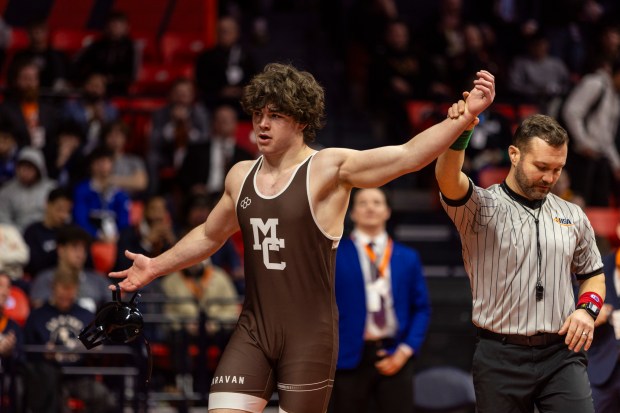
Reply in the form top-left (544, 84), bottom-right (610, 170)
top-left (228, 160), bottom-right (256, 180)
top-left (313, 147), bottom-right (357, 165)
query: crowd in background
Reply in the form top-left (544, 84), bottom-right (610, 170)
top-left (0, 0), bottom-right (619, 411)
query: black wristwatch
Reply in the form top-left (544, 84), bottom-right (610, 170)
top-left (577, 302), bottom-right (600, 321)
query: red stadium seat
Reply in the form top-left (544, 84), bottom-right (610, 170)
top-left (5, 286), bottom-right (29, 327)
top-left (111, 96), bottom-right (166, 112)
top-left (91, 241), bottom-right (117, 274)
top-left (129, 200), bottom-right (144, 226)
top-left (131, 64), bottom-right (175, 95)
top-left (113, 0), bottom-right (169, 34)
top-left (47, 0), bottom-right (94, 30)
top-left (6, 28), bottom-right (29, 54)
top-left (235, 121), bottom-right (257, 156)
top-left (51, 29), bottom-right (97, 58)
top-left (133, 31), bottom-right (160, 64)
top-left (517, 104), bottom-right (540, 121)
top-left (161, 32), bottom-right (206, 64)
top-left (406, 101), bottom-right (437, 131)
top-left (177, 63), bottom-right (195, 79)
top-left (119, 111), bottom-right (152, 155)
top-left (584, 207), bottom-right (620, 246)
top-left (477, 166), bottom-right (509, 188)
top-left (166, 0), bottom-right (218, 49)
top-left (492, 103), bottom-right (516, 122)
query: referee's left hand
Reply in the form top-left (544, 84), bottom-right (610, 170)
top-left (558, 309), bottom-right (595, 352)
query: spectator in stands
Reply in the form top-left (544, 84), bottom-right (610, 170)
top-left (179, 104), bottom-right (254, 199)
top-left (535, 0), bottom-right (595, 78)
top-left (74, 11), bottom-right (136, 96)
top-left (583, 20), bottom-right (620, 75)
top-left (508, 31), bottom-right (570, 113)
top-left (423, 0), bottom-right (467, 99)
top-left (0, 147), bottom-right (56, 232)
top-left (23, 187), bottom-right (73, 279)
top-left (451, 23), bottom-right (504, 98)
top-left (7, 19), bottom-right (70, 91)
top-left (161, 258), bottom-right (240, 384)
top-left (550, 170), bottom-right (586, 209)
top-left (0, 223), bottom-right (29, 285)
top-left (465, 108), bottom-right (513, 180)
top-left (73, 147), bottom-right (130, 242)
top-left (0, 124), bottom-right (19, 187)
top-left (0, 16), bottom-right (9, 73)
top-left (367, 19), bottom-right (429, 143)
top-left (0, 271), bottom-right (24, 411)
top-left (45, 122), bottom-right (88, 190)
top-left (23, 267), bottom-right (114, 413)
top-left (475, 0), bottom-right (539, 62)
top-left (562, 59), bottom-right (620, 206)
top-left (195, 15), bottom-right (257, 114)
top-left (0, 61), bottom-right (60, 150)
top-left (29, 225), bottom-right (110, 313)
top-left (344, 0), bottom-right (400, 106)
top-left (346, 0), bottom-right (399, 56)
top-left (329, 188), bottom-right (430, 413)
top-left (62, 72), bottom-right (119, 155)
top-left (148, 78), bottom-right (210, 195)
top-left (162, 259), bottom-right (240, 334)
top-left (102, 121), bottom-right (148, 197)
top-left (113, 195), bottom-right (176, 272)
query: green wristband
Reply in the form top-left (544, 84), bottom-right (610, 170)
top-left (450, 129), bottom-right (474, 151)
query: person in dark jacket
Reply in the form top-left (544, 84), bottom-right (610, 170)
top-left (329, 188), bottom-right (430, 413)
top-left (74, 11), bottom-right (135, 96)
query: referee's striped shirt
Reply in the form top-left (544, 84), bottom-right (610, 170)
top-left (440, 180), bottom-right (603, 336)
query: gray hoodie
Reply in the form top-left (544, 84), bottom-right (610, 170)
top-left (0, 147), bottom-right (57, 232)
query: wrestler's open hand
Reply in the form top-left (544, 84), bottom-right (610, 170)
top-left (558, 309), bottom-right (595, 352)
top-left (108, 250), bottom-right (156, 292)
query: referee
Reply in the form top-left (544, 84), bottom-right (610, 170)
top-left (436, 108), bottom-right (606, 412)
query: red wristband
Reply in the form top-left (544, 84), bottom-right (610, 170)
top-left (577, 291), bottom-right (603, 307)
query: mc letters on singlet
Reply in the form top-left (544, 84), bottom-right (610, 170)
top-left (249, 217), bottom-right (287, 270)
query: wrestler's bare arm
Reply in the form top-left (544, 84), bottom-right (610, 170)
top-left (109, 161), bottom-right (253, 291)
top-left (310, 71), bottom-right (495, 235)
top-left (309, 119), bottom-right (474, 236)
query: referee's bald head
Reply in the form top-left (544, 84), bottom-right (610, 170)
top-left (513, 114), bottom-right (568, 152)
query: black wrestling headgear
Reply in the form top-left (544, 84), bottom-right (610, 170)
top-left (78, 285), bottom-right (152, 384)
top-left (78, 285), bottom-right (143, 349)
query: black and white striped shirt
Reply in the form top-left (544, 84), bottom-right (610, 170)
top-left (441, 181), bottom-right (603, 335)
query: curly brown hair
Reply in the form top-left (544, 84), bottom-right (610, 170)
top-left (241, 63), bottom-right (326, 143)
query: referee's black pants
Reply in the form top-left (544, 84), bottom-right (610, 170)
top-left (328, 340), bottom-right (414, 413)
top-left (473, 336), bottom-right (594, 413)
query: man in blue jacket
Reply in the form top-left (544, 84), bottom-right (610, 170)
top-left (329, 187), bottom-right (431, 413)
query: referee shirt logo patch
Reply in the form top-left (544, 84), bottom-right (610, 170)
top-left (553, 217), bottom-right (574, 226)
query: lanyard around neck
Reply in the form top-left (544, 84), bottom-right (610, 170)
top-left (502, 183), bottom-right (545, 301)
top-left (363, 238), bottom-right (393, 278)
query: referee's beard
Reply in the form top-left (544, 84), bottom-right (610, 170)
top-left (513, 162), bottom-right (552, 201)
